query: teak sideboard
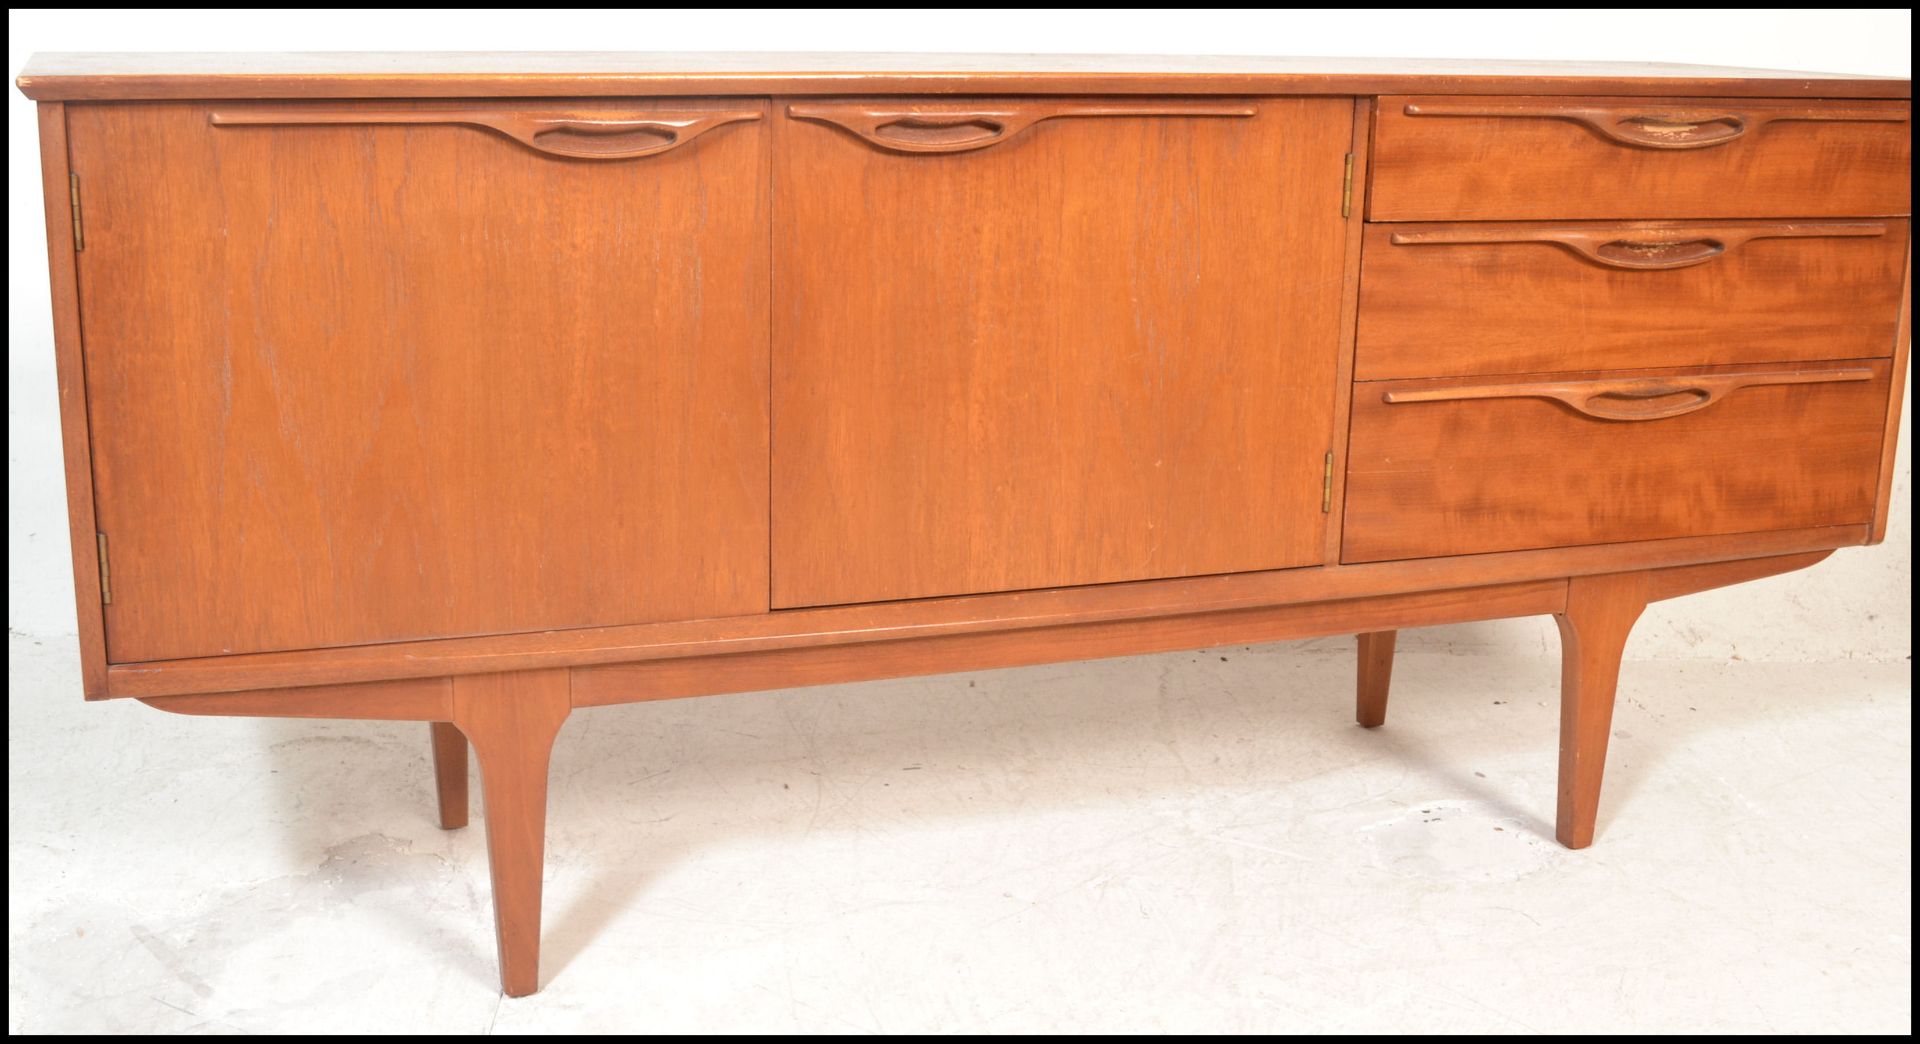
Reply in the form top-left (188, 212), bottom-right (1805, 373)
top-left (17, 53), bottom-right (1912, 997)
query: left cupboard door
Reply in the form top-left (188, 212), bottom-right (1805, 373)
top-left (65, 101), bottom-right (772, 662)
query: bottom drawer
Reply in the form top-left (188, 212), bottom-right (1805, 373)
top-left (1341, 360), bottom-right (1891, 563)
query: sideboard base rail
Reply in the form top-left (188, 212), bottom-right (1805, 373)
top-left (140, 550), bottom-right (1830, 997)
top-left (108, 525), bottom-right (1863, 700)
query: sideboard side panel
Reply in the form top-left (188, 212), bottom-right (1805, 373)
top-left (35, 101), bottom-right (109, 697)
top-left (1871, 237), bottom-right (1913, 544)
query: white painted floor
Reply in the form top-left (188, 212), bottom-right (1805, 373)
top-left (7, 631), bottom-right (1911, 1033)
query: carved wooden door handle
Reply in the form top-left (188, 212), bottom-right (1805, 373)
top-left (1387, 222), bottom-right (1889, 270)
top-left (786, 100), bottom-right (1256, 153)
top-left (1401, 100), bottom-right (1908, 150)
top-left (1383, 368), bottom-right (1875, 421)
top-left (209, 107), bottom-right (763, 160)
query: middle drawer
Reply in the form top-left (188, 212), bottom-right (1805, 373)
top-left (1355, 219), bottom-right (1909, 380)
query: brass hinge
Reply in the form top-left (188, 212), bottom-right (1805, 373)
top-left (1340, 153), bottom-right (1354, 218)
top-left (1321, 451), bottom-right (1335, 513)
top-left (96, 532), bottom-right (111, 605)
top-left (69, 172), bottom-right (84, 251)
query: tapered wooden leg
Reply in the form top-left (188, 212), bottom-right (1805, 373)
top-left (1355, 631), bottom-right (1397, 728)
top-left (1554, 573), bottom-right (1649, 850)
top-left (429, 722), bottom-right (470, 829)
top-left (451, 669), bottom-right (571, 997)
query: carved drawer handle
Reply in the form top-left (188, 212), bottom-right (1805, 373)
top-left (1607, 113), bottom-right (1747, 148)
top-left (1589, 238), bottom-right (1724, 269)
top-left (1402, 100), bottom-right (1908, 150)
top-left (1383, 368), bottom-right (1875, 422)
top-left (871, 115), bottom-right (1012, 151)
top-left (1388, 222), bottom-right (1887, 271)
top-left (210, 107), bottom-right (762, 160)
top-left (787, 100), bottom-right (1256, 154)
top-left (1577, 384), bottom-right (1718, 420)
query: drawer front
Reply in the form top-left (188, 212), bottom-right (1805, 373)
top-left (772, 97), bottom-right (1353, 607)
top-left (69, 100), bottom-right (773, 662)
top-left (1370, 96), bottom-right (1911, 221)
top-left (1342, 361), bottom-right (1891, 563)
top-left (1356, 219), bottom-right (1910, 379)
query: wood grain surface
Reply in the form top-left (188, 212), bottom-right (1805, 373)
top-left (34, 102), bottom-right (108, 697)
top-left (1377, 368), bottom-right (1874, 421)
top-left (429, 721), bottom-right (469, 830)
top-left (66, 100), bottom-right (772, 662)
top-left (1354, 631), bottom-right (1396, 728)
top-left (784, 97), bottom-right (1255, 152)
top-left (772, 96), bottom-right (1353, 606)
top-left (139, 676), bottom-right (453, 719)
top-left (1322, 101), bottom-right (1373, 565)
top-left (1553, 571), bottom-right (1648, 849)
top-left (1343, 360), bottom-right (1892, 562)
top-left (105, 525), bottom-right (1865, 699)
top-left (1371, 96), bottom-right (1912, 220)
top-left (572, 582), bottom-right (1566, 707)
top-left (1872, 239), bottom-right (1913, 544)
top-left (1357, 220), bottom-right (1910, 379)
top-left (450, 669), bottom-right (571, 997)
top-left (205, 104), bottom-right (766, 160)
top-left (1640, 549), bottom-right (1835, 603)
top-left (16, 52), bottom-right (1912, 101)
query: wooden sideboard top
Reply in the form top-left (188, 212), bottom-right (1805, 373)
top-left (16, 51), bottom-right (1912, 101)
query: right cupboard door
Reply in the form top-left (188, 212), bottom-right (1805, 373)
top-left (771, 97), bottom-right (1353, 608)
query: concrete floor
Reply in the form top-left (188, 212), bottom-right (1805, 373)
top-left (7, 631), bottom-right (1910, 1033)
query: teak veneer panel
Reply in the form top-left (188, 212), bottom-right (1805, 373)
top-left (1371, 96), bottom-right (1912, 221)
top-left (66, 100), bottom-right (773, 662)
top-left (34, 101), bottom-right (108, 697)
top-left (772, 96), bottom-right (1352, 606)
top-left (1871, 238), bottom-right (1913, 544)
top-left (1343, 361), bottom-right (1892, 562)
top-left (141, 676), bottom-right (453, 720)
top-left (103, 525), bottom-right (1866, 699)
top-left (573, 581), bottom-right (1568, 706)
top-left (1356, 219), bottom-right (1911, 379)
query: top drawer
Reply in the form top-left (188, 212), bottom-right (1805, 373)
top-left (1370, 96), bottom-right (1911, 221)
